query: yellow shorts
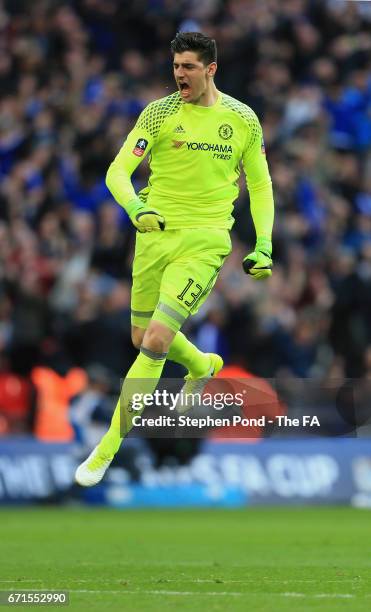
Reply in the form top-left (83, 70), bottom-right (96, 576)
top-left (131, 228), bottom-right (231, 332)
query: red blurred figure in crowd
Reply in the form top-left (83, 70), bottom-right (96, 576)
top-left (207, 363), bottom-right (286, 441)
top-left (0, 371), bottom-right (35, 435)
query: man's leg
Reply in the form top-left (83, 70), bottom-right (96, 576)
top-left (75, 320), bottom-right (175, 486)
top-left (98, 320), bottom-right (175, 455)
top-left (75, 229), bottom-right (231, 485)
top-left (132, 325), bottom-right (212, 377)
top-left (167, 331), bottom-right (212, 376)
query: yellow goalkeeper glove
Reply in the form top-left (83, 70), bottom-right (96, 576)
top-left (243, 237), bottom-right (272, 280)
top-left (125, 198), bottom-right (165, 232)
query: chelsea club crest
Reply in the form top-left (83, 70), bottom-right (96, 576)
top-left (218, 124), bottom-right (233, 140)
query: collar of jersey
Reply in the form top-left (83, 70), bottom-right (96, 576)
top-left (181, 92), bottom-right (222, 112)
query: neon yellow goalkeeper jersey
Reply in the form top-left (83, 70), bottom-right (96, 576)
top-left (106, 91), bottom-right (274, 231)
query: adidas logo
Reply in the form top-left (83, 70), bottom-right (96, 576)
top-left (174, 125), bottom-right (185, 133)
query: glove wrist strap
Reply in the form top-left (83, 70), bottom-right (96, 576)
top-left (125, 197), bottom-right (144, 218)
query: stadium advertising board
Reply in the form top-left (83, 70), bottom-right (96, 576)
top-left (1, 439), bottom-right (370, 507)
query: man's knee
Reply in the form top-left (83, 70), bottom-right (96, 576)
top-left (142, 321), bottom-right (175, 355)
top-left (131, 326), bottom-right (145, 350)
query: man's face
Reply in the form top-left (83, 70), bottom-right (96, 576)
top-left (173, 51), bottom-right (216, 103)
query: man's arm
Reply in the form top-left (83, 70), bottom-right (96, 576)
top-left (242, 112), bottom-right (274, 279)
top-left (106, 120), bottom-right (153, 208)
top-left (106, 105), bottom-right (165, 231)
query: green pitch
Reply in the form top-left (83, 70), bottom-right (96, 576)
top-left (1, 507), bottom-right (370, 611)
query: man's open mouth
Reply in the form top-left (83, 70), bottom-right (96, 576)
top-left (179, 82), bottom-right (190, 93)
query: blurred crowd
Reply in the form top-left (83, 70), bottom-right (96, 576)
top-left (0, 0), bottom-right (370, 438)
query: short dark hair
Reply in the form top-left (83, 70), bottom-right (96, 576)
top-left (170, 32), bottom-right (217, 65)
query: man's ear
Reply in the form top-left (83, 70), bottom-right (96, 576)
top-left (208, 62), bottom-right (217, 77)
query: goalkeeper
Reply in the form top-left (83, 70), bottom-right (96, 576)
top-left (76, 31), bottom-right (274, 486)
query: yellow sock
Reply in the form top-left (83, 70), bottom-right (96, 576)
top-left (167, 331), bottom-right (210, 377)
top-left (98, 348), bottom-right (166, 457)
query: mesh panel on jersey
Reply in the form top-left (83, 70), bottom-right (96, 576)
top-left (137, 92), bottom-right (182, 139)
top-left (221, 94), bottom-right (261, 151)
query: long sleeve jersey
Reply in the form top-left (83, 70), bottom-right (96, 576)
top-left (106, 91), bottom-right (274, 236)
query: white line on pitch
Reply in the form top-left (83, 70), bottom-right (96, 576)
top-left (0, 578), bottom-right (361, 586)
top-left (69, 589), bottom-right (357, 599)
top-left (66, 578), bottom-right (362, 584)
top-left (0, 586), bottom-right (361, 599)
top-left (71, 590), bottom-right (245, 597)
